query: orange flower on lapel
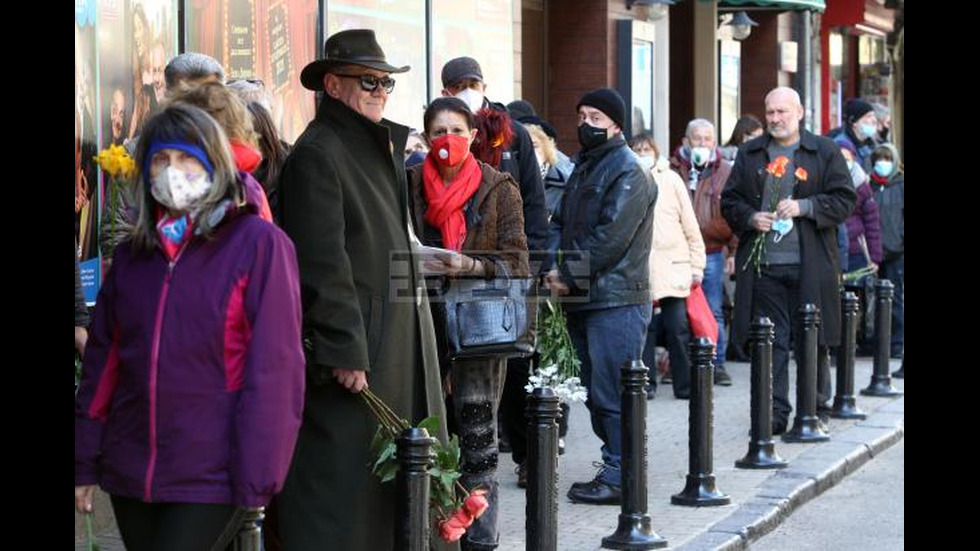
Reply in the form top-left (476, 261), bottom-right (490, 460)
top-left (766, 156), bottom-right (790, 178)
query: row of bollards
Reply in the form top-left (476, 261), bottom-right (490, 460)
top-left (861, 280), bottom-right (903, 397)
top-left (602, 361), bottom-right (667, 550)
top-left (783, 304), bottom-right (830, 443)
top-left (831, 293), bottom-right (866, 419)
top-left (736, 317), bottom-right (787, 469)
top-left (672, 340), bottom-right (731, 506)
top-left (387, 280), bottom-right (902, 550)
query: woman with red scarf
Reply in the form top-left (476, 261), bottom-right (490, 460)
top-left (407, 97), bottom-right (528, 551)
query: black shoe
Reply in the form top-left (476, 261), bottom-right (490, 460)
top-left (516, 462), bottom-right (527, 489)
top-left (571, 463), bottom-right (607, 490)
top-left (567, 479), bottom-right (621, 505)
top-left (714, 366), bottom-right (733, 386)
top-left (498, 433), bottom-right (512, 454)
top-left (772, 419), bottom-right (788, 435)
top-left (892, 367), bottom-right (904, 379)
top-left (661, 374), bottom-right (673, 385)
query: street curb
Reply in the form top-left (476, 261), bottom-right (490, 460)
top-left (675, 396), bottom-right (904, 551)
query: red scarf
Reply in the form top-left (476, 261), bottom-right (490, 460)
top-left (422, 154), bottom-right (482, 251)
top-left (871, 172), bottom-right (890, 186)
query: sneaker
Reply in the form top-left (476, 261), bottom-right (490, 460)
top-left (714, 366), bottom-right (733, 386)
top-left (661, 373), bottom-right (673, 385)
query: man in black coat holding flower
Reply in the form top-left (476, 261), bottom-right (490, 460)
top-left (721, 87), bottom-right (856, 434)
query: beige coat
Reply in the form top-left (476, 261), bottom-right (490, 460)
top-left (648, 162), bottom-right (706, 300)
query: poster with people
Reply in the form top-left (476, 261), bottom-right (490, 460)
top-left (76, 1), bottom-right (100, 303)
top-left (121, 0), bottom-right (178, 145)
top-left (184, 0), bottom-right (319, 142)
top-left (75, 0), bottom-right (178, 304)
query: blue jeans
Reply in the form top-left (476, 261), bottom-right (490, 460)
top-left (567, 303), bottom-right (653, 487)
top-left (703, 252), bottom-right (727, 367)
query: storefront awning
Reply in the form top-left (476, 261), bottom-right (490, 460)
top-left (718, 0), bottom-right (825, 12)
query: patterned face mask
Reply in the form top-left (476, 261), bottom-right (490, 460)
top-left (151, 166), bottom-right (213, 213)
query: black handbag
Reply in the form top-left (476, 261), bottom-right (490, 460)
top-left (442, 262), bottom-right (536, 361)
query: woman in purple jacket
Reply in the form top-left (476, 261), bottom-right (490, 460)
top-left (74, 104), bottom-right (305, 550)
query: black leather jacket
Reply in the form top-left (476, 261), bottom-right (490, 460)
top-left (547, 134), bottom-right (657, 310)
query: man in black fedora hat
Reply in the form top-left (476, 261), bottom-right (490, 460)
top-left (276, 29), bottom-right (447, 550)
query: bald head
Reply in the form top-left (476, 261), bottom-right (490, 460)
top-left (764, 87), bottom-right (804, 146)
top-left (765, 87), bottom-right (801, 107)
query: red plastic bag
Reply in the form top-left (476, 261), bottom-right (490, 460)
top-left (686, 285), bottom-right (719, 344)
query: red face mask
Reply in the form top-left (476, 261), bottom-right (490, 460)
top-left (428, 134), bottom-right (470, 167)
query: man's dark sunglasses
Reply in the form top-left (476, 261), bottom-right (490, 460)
top-left (333, 73), bottom-right (396, 94)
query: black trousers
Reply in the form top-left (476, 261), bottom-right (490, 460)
top-left (752, 264), bottom-right (832, 425)
top-left (111, 494), bottom-right (244, 551)
top-left (499, 355), bottom-right (569, 465)
top-left (645, 297), bottom-right (692, 398)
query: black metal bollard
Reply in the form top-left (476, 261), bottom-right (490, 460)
top-left (526, 387), bottom-right (560, 551)
top-left (831, 292), bottom-right (867, 419)
top-left (601, 360), bottom-right (668, 550)
top-left (861, 280), bottom-right (904, 396)
top-left (783, 304), bottom-right (830, 443)
top-left (672, 338), bottom-right (731, 506)
top-left (395, 427), bottom-right (433, 551)
top-left (736, 318), bottom-right (788, 469)
top-left (233, 508), bottom-right (263, 551)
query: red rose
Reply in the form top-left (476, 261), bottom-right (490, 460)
top-left (464, 489), bottom-right (490, 519)
top-left (439, 513), bottom-right (469, 542)
top-left (452, 507), bottom-right (474, 528)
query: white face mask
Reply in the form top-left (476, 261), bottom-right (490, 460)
top-left (691, 146), bottom-right (711, 167)
top-left (637, 155), bottom-right (655, 171)
top-left (151, 166), bottom-right (213, 212)
top-left (454, 87), bottom-right (485, 114)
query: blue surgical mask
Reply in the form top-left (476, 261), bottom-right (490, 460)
top-left (860, 123), bottom-right (878, 140)
top-left (873, 160), bottom-right (894, 177)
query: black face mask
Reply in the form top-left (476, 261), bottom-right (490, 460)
top-left (578, 123), bottom-right (609, 150)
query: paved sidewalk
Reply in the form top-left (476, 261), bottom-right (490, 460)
top-left (496, 358), bottom-right (904, 550)
top-left (77, 358), bottom-right (905, 550)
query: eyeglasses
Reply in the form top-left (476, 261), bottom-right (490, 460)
top-left (333, 73), bottom-right (396, 94)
